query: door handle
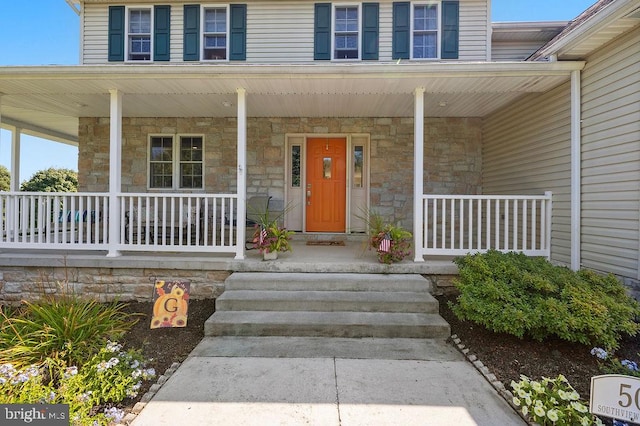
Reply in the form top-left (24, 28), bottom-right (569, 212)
top-left (306, 190), bottom-right (311, 205)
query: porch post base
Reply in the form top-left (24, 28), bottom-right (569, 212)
top-left (413, 255), bottom-right (425, 263)
top-left (234, 253), bottom-right (245, 260)
top-left (106, 250), bottom-right (122, 258)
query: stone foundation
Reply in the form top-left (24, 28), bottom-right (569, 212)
top-left (0, 267), bottom-right (228, 304)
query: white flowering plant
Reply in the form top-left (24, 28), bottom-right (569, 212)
top-left (0, 341), bottom-right (155, 426)
top-left (510, 374), bottom-right (603, 426)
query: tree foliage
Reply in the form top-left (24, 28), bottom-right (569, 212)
top-left (20, 168), bottom-right (78, 192)
top-left (0, 165), bottom-right (10, 191)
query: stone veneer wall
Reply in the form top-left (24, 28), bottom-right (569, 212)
top-left (78, 117), bottom-right (482, 230)
top-left (0, 267), bottom-right (228, 303)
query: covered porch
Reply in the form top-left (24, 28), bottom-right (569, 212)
top-left (0, 61), bottom-right (583, 265)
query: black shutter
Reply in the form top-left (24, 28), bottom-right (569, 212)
top-left (108, 6), bottom-right (125, 62)
top-left (392, 2), bottom-right (410, 60)
top-left (362, 3), bottom-right (379, 60)
top-left (229, 4), bottom-right (247, 61)
top-left (441, 1), bottom-right (459, 59)
top-left (314, 3), bottom-right (331, 60)
top-left (154, 6), bottom-right (171, 61)
top-left (183, 5), bottom-right (200, 61)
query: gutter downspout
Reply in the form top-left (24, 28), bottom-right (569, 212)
top-left (570, 70), bottom-right (581, 271)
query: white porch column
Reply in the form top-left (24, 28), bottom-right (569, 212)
top-left (570, 70), bottom-right (582, 271)
top-left (413, 87), bottom-right (425, 262)
top-left (10, 128), bottom-right (20, 191)
top-left (107, 89), bottom-right (123, 257)
top-left (235, 88), bottom-right (247, 260)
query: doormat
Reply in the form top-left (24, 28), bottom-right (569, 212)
top-left (306, 241), bottom-right (345, 246)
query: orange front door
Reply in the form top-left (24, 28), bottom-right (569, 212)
top-left (306, 138), bottom-right (346, 232)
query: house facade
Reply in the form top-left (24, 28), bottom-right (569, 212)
top-left (0, 0), bottom-right (638, 300)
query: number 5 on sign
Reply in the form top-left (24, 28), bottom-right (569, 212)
top-left (591, 375), bottom-right (640, 424)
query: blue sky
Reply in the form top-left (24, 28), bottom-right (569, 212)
top-left (0, 0), bottom-right (595, 184)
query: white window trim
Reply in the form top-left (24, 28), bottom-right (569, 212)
top-left (125, 5), bottom-right (154, 62)
top-left (410, 1), bottom-right (441, 60)
top-left (201, 4), bottom-right (230, 62)
top-left (147, 134), bottom-right (205, 191)
top-left (331, 3), bottom-right (361, 61)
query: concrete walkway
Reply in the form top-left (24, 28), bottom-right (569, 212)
top-left (131, 337), bottom-right (525, 426)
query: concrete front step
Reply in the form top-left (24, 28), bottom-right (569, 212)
top-left (216, 290), bottom-right (439, 313)
top-left (204, 311), bottom-right (450, 338)
top-left (190, 336), bottom-right (463, 360)
top-left (225, 272), bottom-right (434, 292)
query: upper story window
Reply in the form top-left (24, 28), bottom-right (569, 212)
top-left (334, 6), bottom-right (360, 59)
top-left (412, 3), bottom-right (440, 59)
top-left (203, 7), bottom-right (228, 60)
top-left (127, 8), bottom-right (152, 61)
top-left (149, 135), bottom-right (204, 189)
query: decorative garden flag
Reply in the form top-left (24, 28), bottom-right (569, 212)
top-left (151, 280), bottom-right (190, 328)
top-left (378, 233), bottom-right (391, 253)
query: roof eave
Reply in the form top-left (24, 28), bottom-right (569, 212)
top-left (530, 0), bottom-right (640, 61)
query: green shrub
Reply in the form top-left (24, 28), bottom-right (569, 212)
top-left (450, 250), bottom-right (640, 350)
top-left (0, 295), bottom-right (136, 369)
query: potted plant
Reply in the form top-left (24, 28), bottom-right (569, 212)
top-left (360, 208), bottom-right (413, 264)
top-left (250, 204), bottom-right (294, 260)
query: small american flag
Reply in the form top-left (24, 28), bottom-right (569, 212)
top-left (378, 233), bottom-right (391, 253)
top-left (259, 227), bottom-right (267, 245)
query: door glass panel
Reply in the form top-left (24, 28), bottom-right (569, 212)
top-left (353, 145), bottom-right (363, 187)
top-left (291, 145), bottom-right (301, 187)
top-left (323, 157), bottom-right (332, 179)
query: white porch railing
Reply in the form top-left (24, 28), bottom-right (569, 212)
top-left (0, 192), bottom-right (239, 253)
top-left (0, 192), bottom-right (109, 249)
top-left (419, 192), bottom-right (552, 257)
top-left (118, 193), bottom-right (238, 252)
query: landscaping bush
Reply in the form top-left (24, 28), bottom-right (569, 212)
top-left (450, 250), bottom-right (640, 351)
top-left (0, 341), bottom-right (155, 426)
top-left (0, 294), bottom-right (136, 369)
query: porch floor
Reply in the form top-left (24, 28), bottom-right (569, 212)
top-left (0, 234), bottom-right (458, 275)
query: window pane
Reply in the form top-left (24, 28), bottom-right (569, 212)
top-left (323, 158), bottom-right (332, 179)
top-left (204, 8), bottom-right (226, 32)
top-left (291, 145), bottom-right (301, 187)
top-left (414, 5), bottom-right (437, 31)
top-left (129, 9), bottom-right (151, 34)
top-left (334, 6), bottom-right (358, 59)
top-left (353, 146), bottom-right (363, 188)
top-left (179, 137), bottom-right (203, 189)
top-left (180, 137), bottom-right (203, 161)
top-left (414, 33), bottom-right (437, 58)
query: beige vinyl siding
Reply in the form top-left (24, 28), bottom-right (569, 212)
top-left (483, 83), bottom-right (571, 265)
top-left (580, 26), bottom-right (640, 280)
top-left (379, 2), bottom-right (393, 61)
top-left (246, 2), bottom-right (315, 63)
top-left (82, 5), bottom-right (108, 64)
top-left (82, 5), bottom-right (185, 64)
top-left (491, 41), bottom-right (543, 62)
top-left (458, 0), bottom-right (489, 61)
top-left (82, 0), bottom-right (489, 64)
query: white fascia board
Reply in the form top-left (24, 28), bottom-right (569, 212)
top-left (534, 0), bottom-right (640, 59)
top-left (0, 61), bottom-right (586, 82)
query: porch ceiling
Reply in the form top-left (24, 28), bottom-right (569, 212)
top-left (0, 61), bottom-right (584, 143)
